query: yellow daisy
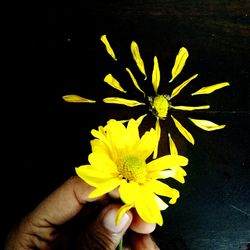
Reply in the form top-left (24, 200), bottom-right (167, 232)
top-left (63, 34), bottom-right (230, 158)
top-left (76, 118), bottom-right (188, 226)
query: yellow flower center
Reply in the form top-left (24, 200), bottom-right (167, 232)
top-left (118, 155), bottom-right (147, 183)
top-left (149, 95), bottom-right (169, 120)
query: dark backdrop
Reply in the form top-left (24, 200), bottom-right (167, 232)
top-left (3, 1), bottom-right (250, 249)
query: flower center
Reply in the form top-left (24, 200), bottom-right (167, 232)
top-left (118, 155), bottom-right (147, 183)
top-left (149, 95), bottom-right (169, 120)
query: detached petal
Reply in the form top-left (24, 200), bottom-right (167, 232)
top-left (168, 133), bottom-right (178, 155)
top-left (62, 95), bottom-right (96, 103)
top-left (104, 74), bottom-right (127, 93)
top-left (153, 118), bottom-right (161, 159)
top-left (103, 97), bottom-right (145, 107)
top-left (188, 118), bottom-right (226, 131)
top-left (126, 68), bottom-right (146, 96)
top-left (171, 115), bottom-right (195, 145)
top-left (192, 82), bottom-right (230, 95)
top-left (152, 56), bottom-right (160, 94)
top-left (171, 105), bottom-right (210, 111)
top-left (169, 47), bottom-right (189, 83)
top-left (100, 34), bottom-right (117, 61)
top-left (131, 41), bottom-right (147, 79)
top-left (135, 114), bottom-right (147, 126)
top-left (170, 74), bottom-right (198, 99)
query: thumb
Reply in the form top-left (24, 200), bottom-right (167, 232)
top-left (82, 204), bottom-right (132, 250)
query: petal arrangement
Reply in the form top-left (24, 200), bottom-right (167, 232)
top-left (76, 118), bottom-right (188, 226)
top-left (63, 34), bottom-right (230, 228)
top-left (63, 34), bottom-right (229, 158)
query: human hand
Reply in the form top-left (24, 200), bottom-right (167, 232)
top-left (5, 176), bottom-right (159, 250)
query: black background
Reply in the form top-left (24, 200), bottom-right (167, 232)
top-left (2, 1), bottom-right (250, 249)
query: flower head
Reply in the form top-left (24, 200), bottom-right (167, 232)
top-left (76, 118), bottom-right (188, 226)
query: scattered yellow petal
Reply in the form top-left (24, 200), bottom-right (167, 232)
top-left (191, 82), bottom-right (230, 95)
top-left (168, 133), bottom-right (178, 155)
top-left (135, 113), bottom-right (147, 126)
top-left (104, 74), bottom-right (127, 93)
top-left (170, 105), bottom-right (210, 111)
top-left (62, 95), bottom-right (96, 103)
top-left (131, 41), bottom-right (147, 79)
top-left (103, 97), bottom-right (145, 107)
top-left (100, 34), bottom-right (117, 61)
top-left (171, 115), bottom-right (194, 145)
top-left (169, 47), bottom-right (189, 83)
top-left (188, 118), bottom-right (226, 131)
top-left (152, 56), bottom-right (160, 94)
top-left (153, 118), bottom-right (161, 159)
top-left (170, 74), bottom-right (198, 99)
top-left (126, 68), bottom-right (146, 96)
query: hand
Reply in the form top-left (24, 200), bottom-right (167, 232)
top-left (5, 176), bottom-right (159, 250)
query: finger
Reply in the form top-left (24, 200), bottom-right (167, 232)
top-left (30, 176), bottom-right (107, 226)
top-left (125, 233), bottom-right (160, 250)
top-left (130, 209), bottom-right (156, 234)
top-left (80, 204), bottom-right (132, 250)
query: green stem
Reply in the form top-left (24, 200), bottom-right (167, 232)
top-left (118, 237), bottom-right (123, 250)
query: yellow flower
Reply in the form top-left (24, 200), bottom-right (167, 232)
top-left (76, 119), bottom-right (188, 226)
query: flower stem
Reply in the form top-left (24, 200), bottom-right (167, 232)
top-left (118, 238), bottom-right (123, 250)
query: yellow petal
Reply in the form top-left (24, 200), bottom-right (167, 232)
top-left (147, 155), bottom-right (189, 172)
top-left (75, 165), bottom-right (114, 187)
top-left (131, 41), bottom-right (147, 79)
top-left (116, 203), bottom-right (134, 225)
top-left (62, 95), bottom-right (96, 103)
top-left (135, 189), bottom-right (163, 226)
top-left (188, 118), bottom-right (226, 131)
top-left (152, 56), bottom-right (160, 94)
top-left (154, 195), bottom-right (169, 210)
top-left (171, 105), bottom-right (210, 111)
top-left (126, 119), bottom-right (140, 145)
top-left (171, 115), bottom-right (195, 145)
top-left (103, 97), bottom-right (145, 107)
top-left (88, 178), bottom-right (122, 199)
top-left (88, 152), bottom-right (117, 172)
top-left (104, 74), bottom-right (127, 93)
top-left (153, 118), bottom-right (161, 159)
top-left (135, 114), bottom-right (147, 126)
top-left (100, 34), bottom-right (117, 61)
top-left (90, 139), bottom-right (110, 155)
top-left (192, 82), bottom-right (230, 95)
top-left (169, 47), bottom-right (189, 82)
top-left (138, 128), bottom-right (158, 159)
top-left (170, 74), bottom-right (198, 99)
top-left (126, 68), bottom-right (145, 96)
top-left (119, 180), bottom-right (139, 204)
top-left (160, 169), bottom-right (186, 184)
top-left (147, 180), bottom-right (180, 204)
top-left (168, 133), bottom-right (178, 155)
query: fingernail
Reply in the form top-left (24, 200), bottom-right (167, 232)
top-left (103, 208), bottom-right (130, 234)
